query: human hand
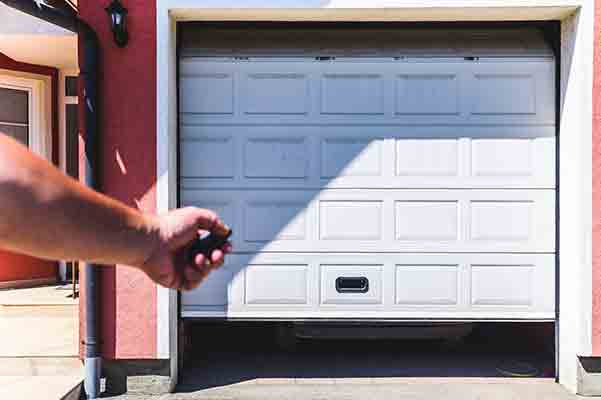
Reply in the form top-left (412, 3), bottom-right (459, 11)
top-left (140, 207), bottom-right (232, 291)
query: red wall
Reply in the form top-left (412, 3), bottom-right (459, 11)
top-left (0, 52), bottom-right (59, 284)
top-left (593, 0), bottom-right (601, 355)
top-left (78, 0), bottom-right (157, 359)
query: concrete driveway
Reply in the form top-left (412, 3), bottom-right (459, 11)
top-left (103, 323), bottom-right (581, 400)
top-left (103, 379), bottom-right (579, 400)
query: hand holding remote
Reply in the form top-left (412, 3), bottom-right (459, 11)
top-left (140, 207), bottom-right (232, 291)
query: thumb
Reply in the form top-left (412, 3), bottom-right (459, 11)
top-left (191, 208), bottom-right (230, 236)
top-left (164, 207), bottom-right (216, 249)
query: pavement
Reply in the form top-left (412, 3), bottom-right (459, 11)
top-left (0, 284), bottom-right (82, 399)
top-left (103, 379), bottom-right (580, 400)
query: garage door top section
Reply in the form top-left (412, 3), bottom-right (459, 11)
top-left (180, 26), bottom-right (554, 58)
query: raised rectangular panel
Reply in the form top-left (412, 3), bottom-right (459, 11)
top-left (321, 74), bottom-right (384, 115)
top-left (320, 201), bottom-right (382, 240)
top-left (396, 74), bottom-right (459, 115)
top-left (395, 265), bottom-right (459, 305)
top-left (243, 73), bottom-right (309, 115)
top-left (395, 201), bottom-right (458, 241)
top-left (471, 265), bottom-right (534, 306)
top-left (472, 139), bottom-right (532, 176)
top-left (396, 139), bottom-right (458, 176)
top-left (321, 138), bottom-right (381, 177)
top-left (180, 137), bottom-right (234, 178)
top-left (182, 267), bottom-right (233, 306)
top-left (470, 201), bottom-right (532, 241)
top-left (245, 265), bottom-right (308, 304)
top-left (244, 202), bottom-right (306, 242)
top-left (321, 265), bottom-right (382, 305)
top-left (472, 74), bottom-right (536, 115)
top-left (244, 137), bottom-right (307, 178)
top-left (180, 74), bottom-right (233, 114)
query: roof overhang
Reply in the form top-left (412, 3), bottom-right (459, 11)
top-left (0, 2), bottom-right (77, 69)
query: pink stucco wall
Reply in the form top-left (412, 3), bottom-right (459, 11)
top-left (78, 0), bottom-right (157, 359)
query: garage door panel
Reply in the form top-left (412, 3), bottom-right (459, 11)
top-left (244, 202), bottom-right (308, 242)
top-left (245, 265), bottom-right (309, 305)
top-left (321, 137), bottom-right (384, 178)
top-left (181, 189), bottom-right (554, 253)
top-left (466, 61), bottom-right (555, 124)
top-left (242, 72), bottom-right (310, 115)
top-left (321, 265), bottom-right (384, 305)
top-left (470, 264), bottom-right (534, 307)
top-left (320, 72), bottom-right (386, 115)
top-left (180, 136), bottom-right (235, 179)
top-left (180, 126), bottom-right (555, 189)
top-left (396, 139), bottom-right (459, 177)
top-left (395, 201), bottom-right (459, 241)
top-left (179, 59), bottom-right (553, 126)
top-left (243, 137), bottom-right (309, 178)
top-left (181, 265), bottom-right (234, 307)
top-left (395, 264), bottom-right (460, 306)
top-left (179, 74), bottom-right (234, 115)
top-left (181, 253), bottom-right (555, 319)
top-left (395, 72), bottom-right (460, 116)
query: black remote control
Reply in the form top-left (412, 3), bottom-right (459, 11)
top-left (188, 229), bottom-right (232, 263)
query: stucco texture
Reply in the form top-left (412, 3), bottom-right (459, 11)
top-left (78, 0), bottom-right (157, 359)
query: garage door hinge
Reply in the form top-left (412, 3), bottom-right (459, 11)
top-left (316, 56), bottom-right (335, 61)
top-left (464, 56), bottom-right (480, 61)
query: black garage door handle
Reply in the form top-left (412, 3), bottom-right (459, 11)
top-left (336, 277), bottom-right (369, 293)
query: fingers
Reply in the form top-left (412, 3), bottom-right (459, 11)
top-left (210, 248), bottom-right (224, 265)
top-left (187, 207), bottom-right (230, 235)
top-left (193, 208), bottom-right (218, 230)
top-left (183, 264), bottom-right (209, 290)
top-left (222, 242), bottom-right (233, 254)
top-left (180, 247), bottom-right (230, 291)
top-left (174, 234), bottom-right (233, 292)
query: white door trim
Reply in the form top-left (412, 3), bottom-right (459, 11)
top-left (0, 71), bottom-right (52, 161)
top-left (157, 1), bottom-right (594, 393)
top-left (59, 69), bottom-right (79, 173)
top-left (57, 69), bottom-right (79, 282)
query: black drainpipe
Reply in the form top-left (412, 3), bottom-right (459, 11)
top-left (0, 1), bottom-right (101, 398)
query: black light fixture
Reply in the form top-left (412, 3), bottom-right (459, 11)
top-left (105, 0), bottom-right (128, 48)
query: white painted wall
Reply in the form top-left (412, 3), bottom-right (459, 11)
top-left (157, 0), bottom-right (594, 393)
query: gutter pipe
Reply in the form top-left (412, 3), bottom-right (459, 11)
top-left (0, 1), bottom-right (102, 398)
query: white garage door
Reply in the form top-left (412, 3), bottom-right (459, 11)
top-left (179, 27), bottom-right (556, 320)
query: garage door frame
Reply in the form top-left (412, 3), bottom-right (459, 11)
top-left (157, 3), bottom-right (593, 393)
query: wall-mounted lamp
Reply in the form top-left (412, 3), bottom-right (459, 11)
top-left (105, 0), bottom-right (128, 48)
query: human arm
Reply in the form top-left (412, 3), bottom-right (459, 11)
top-left (0, 134), bottom-right (231, 290)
